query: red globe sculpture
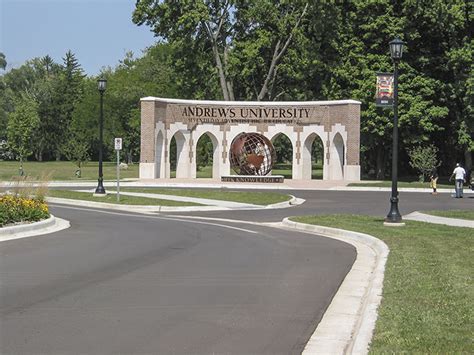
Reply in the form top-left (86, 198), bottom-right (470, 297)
top-left (229, 133), bottom-right (276, 176)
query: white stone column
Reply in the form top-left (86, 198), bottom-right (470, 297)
top-left (323, 132), bottom-right (330, 180)
top-left (155, 130), bottom-right (166, 178)
top-left (328, 132), bottom-right (345, 180)
top-left (175, 131), bottom-right (191, 178)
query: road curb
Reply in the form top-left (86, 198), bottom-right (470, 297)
top-left (46, 195), bottom-right (299, 213)
top-left (266, 195), bottom-right (305, 209)
top-left (46, 197), bottom-right (230, 212)
top-left (280, 218), bottom-right (389, 355)
top-left (0, 215), bottom-right (70, 242)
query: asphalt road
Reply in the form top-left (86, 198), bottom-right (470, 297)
top-left (166, 189), bottom-right (474, 222)
top-left (0, 204), bottom-right (355, 354)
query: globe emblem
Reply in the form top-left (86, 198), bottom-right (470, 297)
top-left (229, 133), bottom-right (276, 175)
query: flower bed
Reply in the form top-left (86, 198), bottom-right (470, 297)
top-left (0, 195), bottom-right (50, 227)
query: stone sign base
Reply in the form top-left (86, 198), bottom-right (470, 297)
top-left (221, 175), bottom-right (284, 183)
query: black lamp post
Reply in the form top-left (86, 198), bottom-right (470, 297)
top-left (385, 38), bottom-right (404, 223)
top-left (95, 78), bottom-right (107, 195)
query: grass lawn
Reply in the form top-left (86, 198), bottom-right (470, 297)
top-left (422, 210), bottom-right (474, 221)
top-left (290, 215), bottom-right (473, 353)
top-left (196, 165), bottom-right (213, 178)
top-left (266, 163), bottom-right (323, 180)
top-left (0, 161), bottom-right (139, 181)
top-left (47, 189), bottom-right (201, 206)
top-left (116, 187), bottom-right (291, 205)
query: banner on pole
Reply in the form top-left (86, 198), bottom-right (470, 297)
top-left (375, 73), bottom-right (394, 107)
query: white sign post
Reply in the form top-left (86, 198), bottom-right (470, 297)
top-left (114, 138), bottom-right (122, 202)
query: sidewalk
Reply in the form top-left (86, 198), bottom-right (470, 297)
top-left (3, 177), bottom-right (473, 193)
top-left (404, 211), bottom-right (474, 228)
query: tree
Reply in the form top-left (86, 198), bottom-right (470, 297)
top-left (196, 134), bottom-right (213, 169)
top-left (408, 145), bottom-right (441, 182)
top-left (133, 0), bottom-right (309, 101)
top-left (61, 118), bottom-right (90, 177)
top-left (0, 52), bottom-right (6, 70)
top-left (7, 96), bottom-right (40, 174)
top-left (56, 51), bottom-right (85, 160)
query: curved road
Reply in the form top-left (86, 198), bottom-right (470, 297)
top-left (169, 189), bottom-right (473, 222)
top-left (1, 204), bottom-right (355, 354)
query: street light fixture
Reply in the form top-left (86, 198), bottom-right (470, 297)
top-left (95, 77), bottom-right (107, 195)
top-left (385, 38), bottom-right (404, 223)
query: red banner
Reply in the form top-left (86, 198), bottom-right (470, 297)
top-left (376, 73), bottom-right (394, 107)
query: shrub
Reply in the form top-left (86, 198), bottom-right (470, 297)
top-left (0, 195), bottom-right (49, 227)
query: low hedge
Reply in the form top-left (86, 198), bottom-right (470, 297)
top-left (0, 195), bottom-right (50, 227)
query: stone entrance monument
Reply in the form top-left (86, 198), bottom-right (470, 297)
top-left (139, 97), bottom-right (361, 181)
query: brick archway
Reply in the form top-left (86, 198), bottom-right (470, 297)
top-left (139, 97), bottom-right (361, 181)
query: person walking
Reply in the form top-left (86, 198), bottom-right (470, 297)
top-left (429, 167), bottom-right (438, 194)
top-left (449, 163), bottom-right (466, 198)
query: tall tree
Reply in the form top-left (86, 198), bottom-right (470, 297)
top-left (56, 50), bottom-right (85, 160)
top-left (133, 0), bottom-right (309, 101)
top-left (7, 95), bottom-right (40, 172)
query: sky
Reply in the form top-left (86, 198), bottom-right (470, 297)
top-left (0, 0), bottom-right (156, 75)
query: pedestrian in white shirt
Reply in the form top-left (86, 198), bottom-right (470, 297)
top-left (449, 163), bottom-right (466, 198)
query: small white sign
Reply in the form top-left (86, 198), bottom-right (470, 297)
top-left (114, 138), bottom-right (122, 150)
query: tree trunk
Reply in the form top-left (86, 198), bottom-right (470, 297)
top-left (376, 145), bottom-right (385, 180)
top-left (35, 150), bottom-right (43, 162)
top-left (257, 3), bottom-right (308, 101)
top-left (465, 148), bottom-right (472, 172)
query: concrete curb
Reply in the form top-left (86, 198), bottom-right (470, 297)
top-left (266, 195), bottom-right (305, 209)
top-left (0, 215), bottom-right (70, 242)
top-left (46, 194), bottom-right (299, 213)
top-left (280, 218), bottom-right (389, 355)
top-left (46, 197), bottom-right (230, 213)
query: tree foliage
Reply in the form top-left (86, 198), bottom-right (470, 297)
top-left (0, 0), bottom-right (471, 179)
top-left (408, 145), bottom-right (442, 182)
top-left (7, 95), bottom-right (40, 169)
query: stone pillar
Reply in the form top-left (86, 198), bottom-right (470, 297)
top-left (344, 103), bottom-right (361, 180)
top-left (139, 99), bottom-right (156, 179)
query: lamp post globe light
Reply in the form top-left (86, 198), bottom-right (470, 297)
top-left (95, 78), bottom-right (107, 195)
top-left (385, 38), bottom-right (404, 223)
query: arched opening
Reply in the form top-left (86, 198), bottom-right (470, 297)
top-left (271, 133), bottom-right (293, 179)
top-left (169, 131), bottom-right (186, 178)
top-left (155, 131), bottom-right (164, 178)
top-left (195, 132), bottom-right (219, 178)
top-left (303, 133), bottom-right (325, 180)
top-left (311, 135), bottom-right (324, 179)
top-left (330, 133), bottom-right (344, 180)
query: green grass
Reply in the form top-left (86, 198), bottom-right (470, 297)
top-left (422, 210), bottom-right (474, 221)
top-left (116, 187), bottom-right (291, 205)
top-left (196, 165), bottom-right (213, 178)
top-left (0, 161), bottom-right (139, 181)
top-left (266, 163), bottom-right (323, 179)
top-left (290, 215), bottom-right (473, 353)
top-left (47, 189), bottom-right (201, 206)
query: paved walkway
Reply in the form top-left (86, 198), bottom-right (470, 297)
top-left (404, 211), bottom-right (474, 228)
top-left (3, 178), bottom-right (473, 194)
